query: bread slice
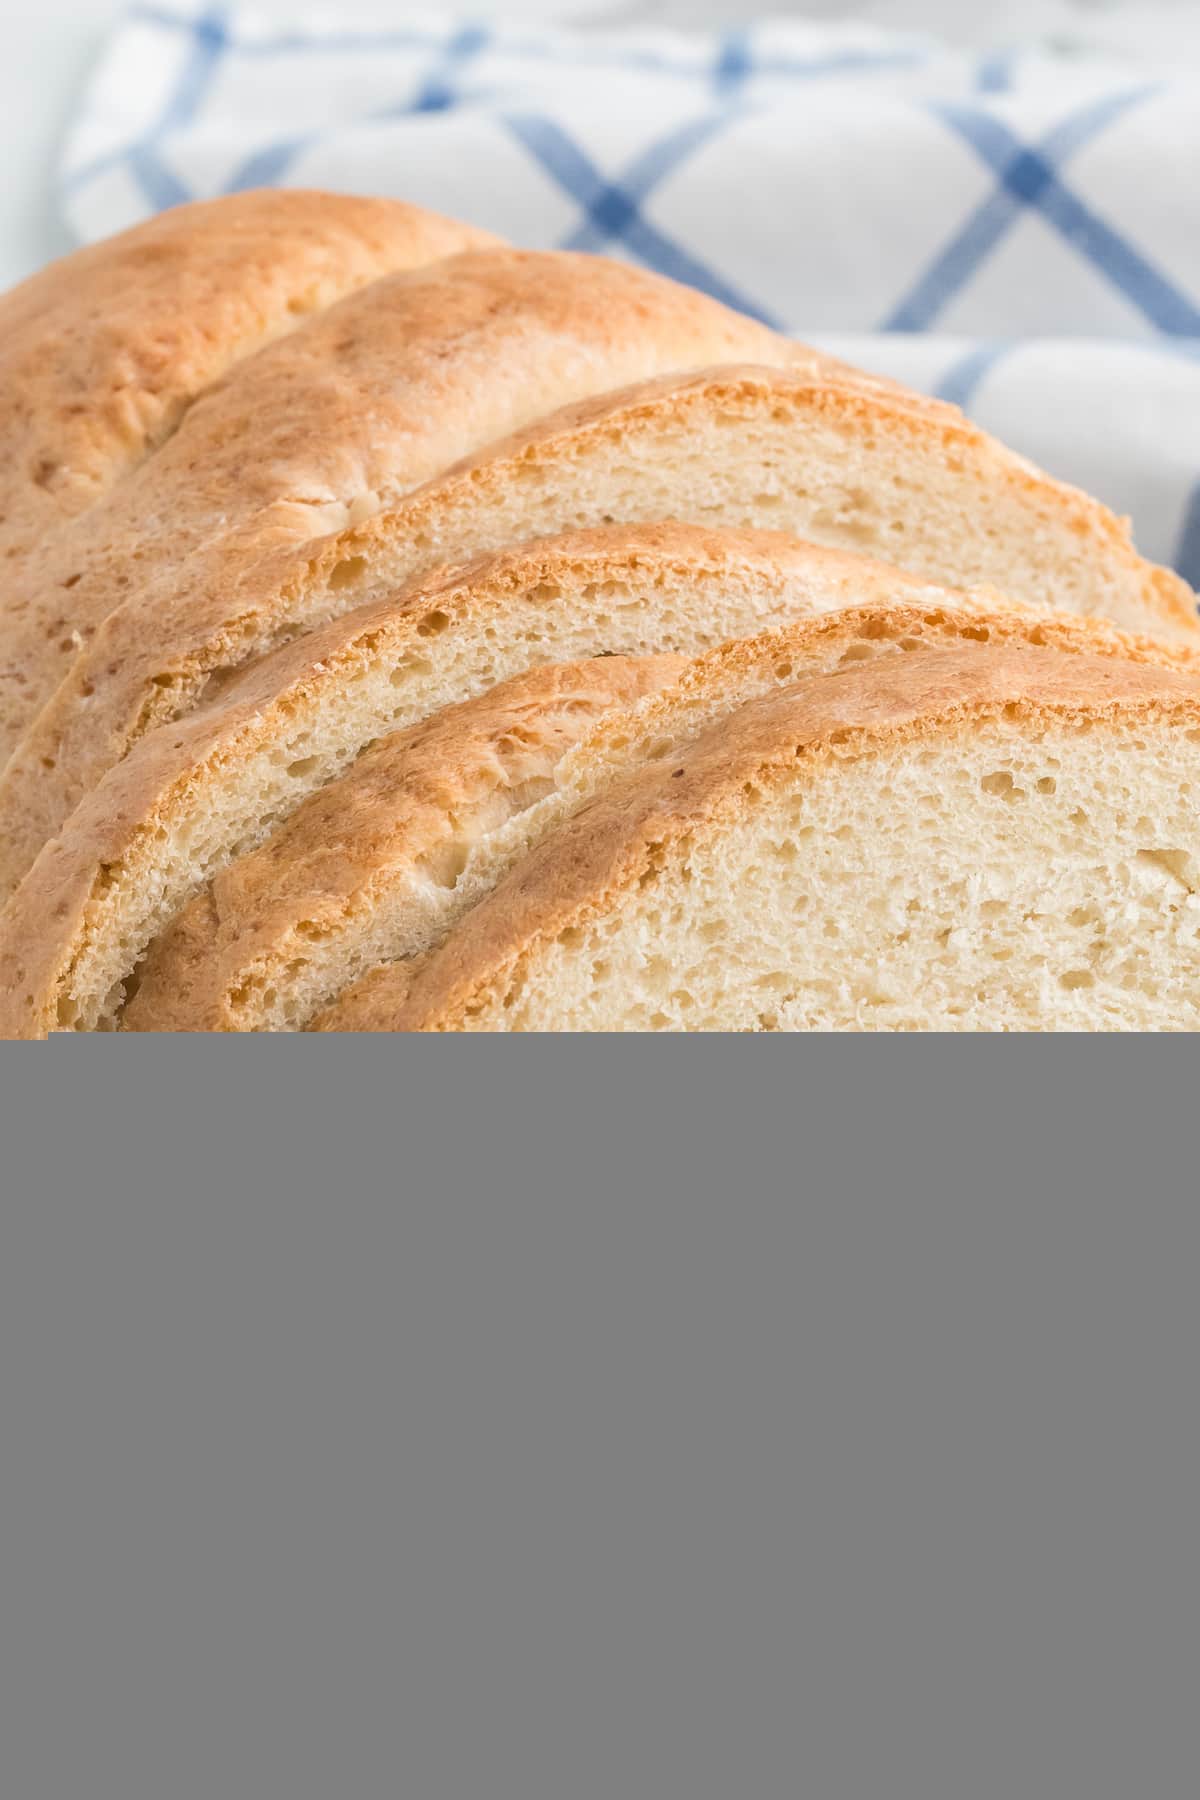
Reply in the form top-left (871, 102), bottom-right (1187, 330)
top-left (5, 358), bottom-right (1192, 902)
top-left (128, 593), bottom-right (1196, 1034)
top-left (0, 189), bottom-right (495, 569)
top-left (0, 248), bottom-right (798, 784)
top-left (0, 525), bottom-right (951, 1037)
top-left (330, 645), bottom-right (1200, 1034)
top-left (122, 656), bottom-right (688, 1031)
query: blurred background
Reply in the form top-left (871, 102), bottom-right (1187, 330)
top-left (5, 1), bottom-right (1199, 579)
top-left (8, 2), bottom-right (1200, 288)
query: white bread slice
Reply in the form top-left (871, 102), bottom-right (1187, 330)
top-left (122, 656), bottom-right (688, 1032)
top-left (4, 357), bottom-right (1193, 904)
top-left (0, 525), bottom-right (954, 1037)
top-left (0, 189), bottom-right (496, 567)
top-left (0, 247), bottom-right (799, 786)
top-left (329, 645), bottom-right (1200, 1034)
top-left (128, 591), bottom-right (1199, 1034)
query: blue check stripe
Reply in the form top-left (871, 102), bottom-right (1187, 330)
top-left (504, 113), bottom-right (783, 328)
top-left (408, 24), bottom-right (490, 114)
top-left (885, 88), bottom-right (1198, 334)
top-left (713, 28), bottom-right (753, 98)
top-left (69, 5), bottom-right (231, 199)
top-left (895, 90), bottom-right (1200, 336)
top-left (975, 50), bottom-right (1018, 94)
top-left (223, 25), bottom-right (493, 191)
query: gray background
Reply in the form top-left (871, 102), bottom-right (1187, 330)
top-left (2, 1040), bottom-right (1196, 1798)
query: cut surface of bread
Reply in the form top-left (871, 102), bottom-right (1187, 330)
top-left (4, 359), bottom-right (1192, 903)
top-left (323, 645), bottom-right (1200, 1034)
top-left (0, 526), bottom-right (952, 1038)
top-left (0, 250), bottom-right (799, 792)
top-left (0, 189), bottom-right (496, 567)
top-left (128, 589), bottom-right (1200, 1035)
top-left (123, 656), bottom-right (686, 1032)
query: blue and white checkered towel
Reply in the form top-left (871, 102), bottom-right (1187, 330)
top-left (61, 4), bottom-right (1200, 589)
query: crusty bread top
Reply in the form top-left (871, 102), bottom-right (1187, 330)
top-left (339, 644), bottom-right (1200, 1032)
top-left (0, 189), bottom-right (495, 559)
top-left (123, 654), bottom-right (686, 1032)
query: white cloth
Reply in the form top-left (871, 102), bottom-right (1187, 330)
top-left (60, 4), bottom-right (1200, 584)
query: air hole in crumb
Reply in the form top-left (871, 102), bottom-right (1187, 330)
top-left (287, 756), bottom-right (320, 779)
top-left (328, 556), bottom-right (367, 591)
top-left (1060, 970), bottom-right (1094, 991)
top-left (416, 609), bottom-right (451, 638)
top-left (1036, 776), bottom-right (1057, 795)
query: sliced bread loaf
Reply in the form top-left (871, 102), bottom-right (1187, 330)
top-left (0, 525), bottom-right (952, 1036)
top-left (5, 358), bottom-right (1192, 902)
top-left (330, 646), bottom-right (1200, 1033)
top-left (128, 593), bottom-right (1193, 1034)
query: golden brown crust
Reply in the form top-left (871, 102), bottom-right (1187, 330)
top-left (0, 188), bottom-right (495, 562)
top-left (0, 524), bottom-right (937, 1038)
top-left (346, 645), bottom-right (1200, 1032)
top-left (122, 654), bottom-right (685, 1032)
